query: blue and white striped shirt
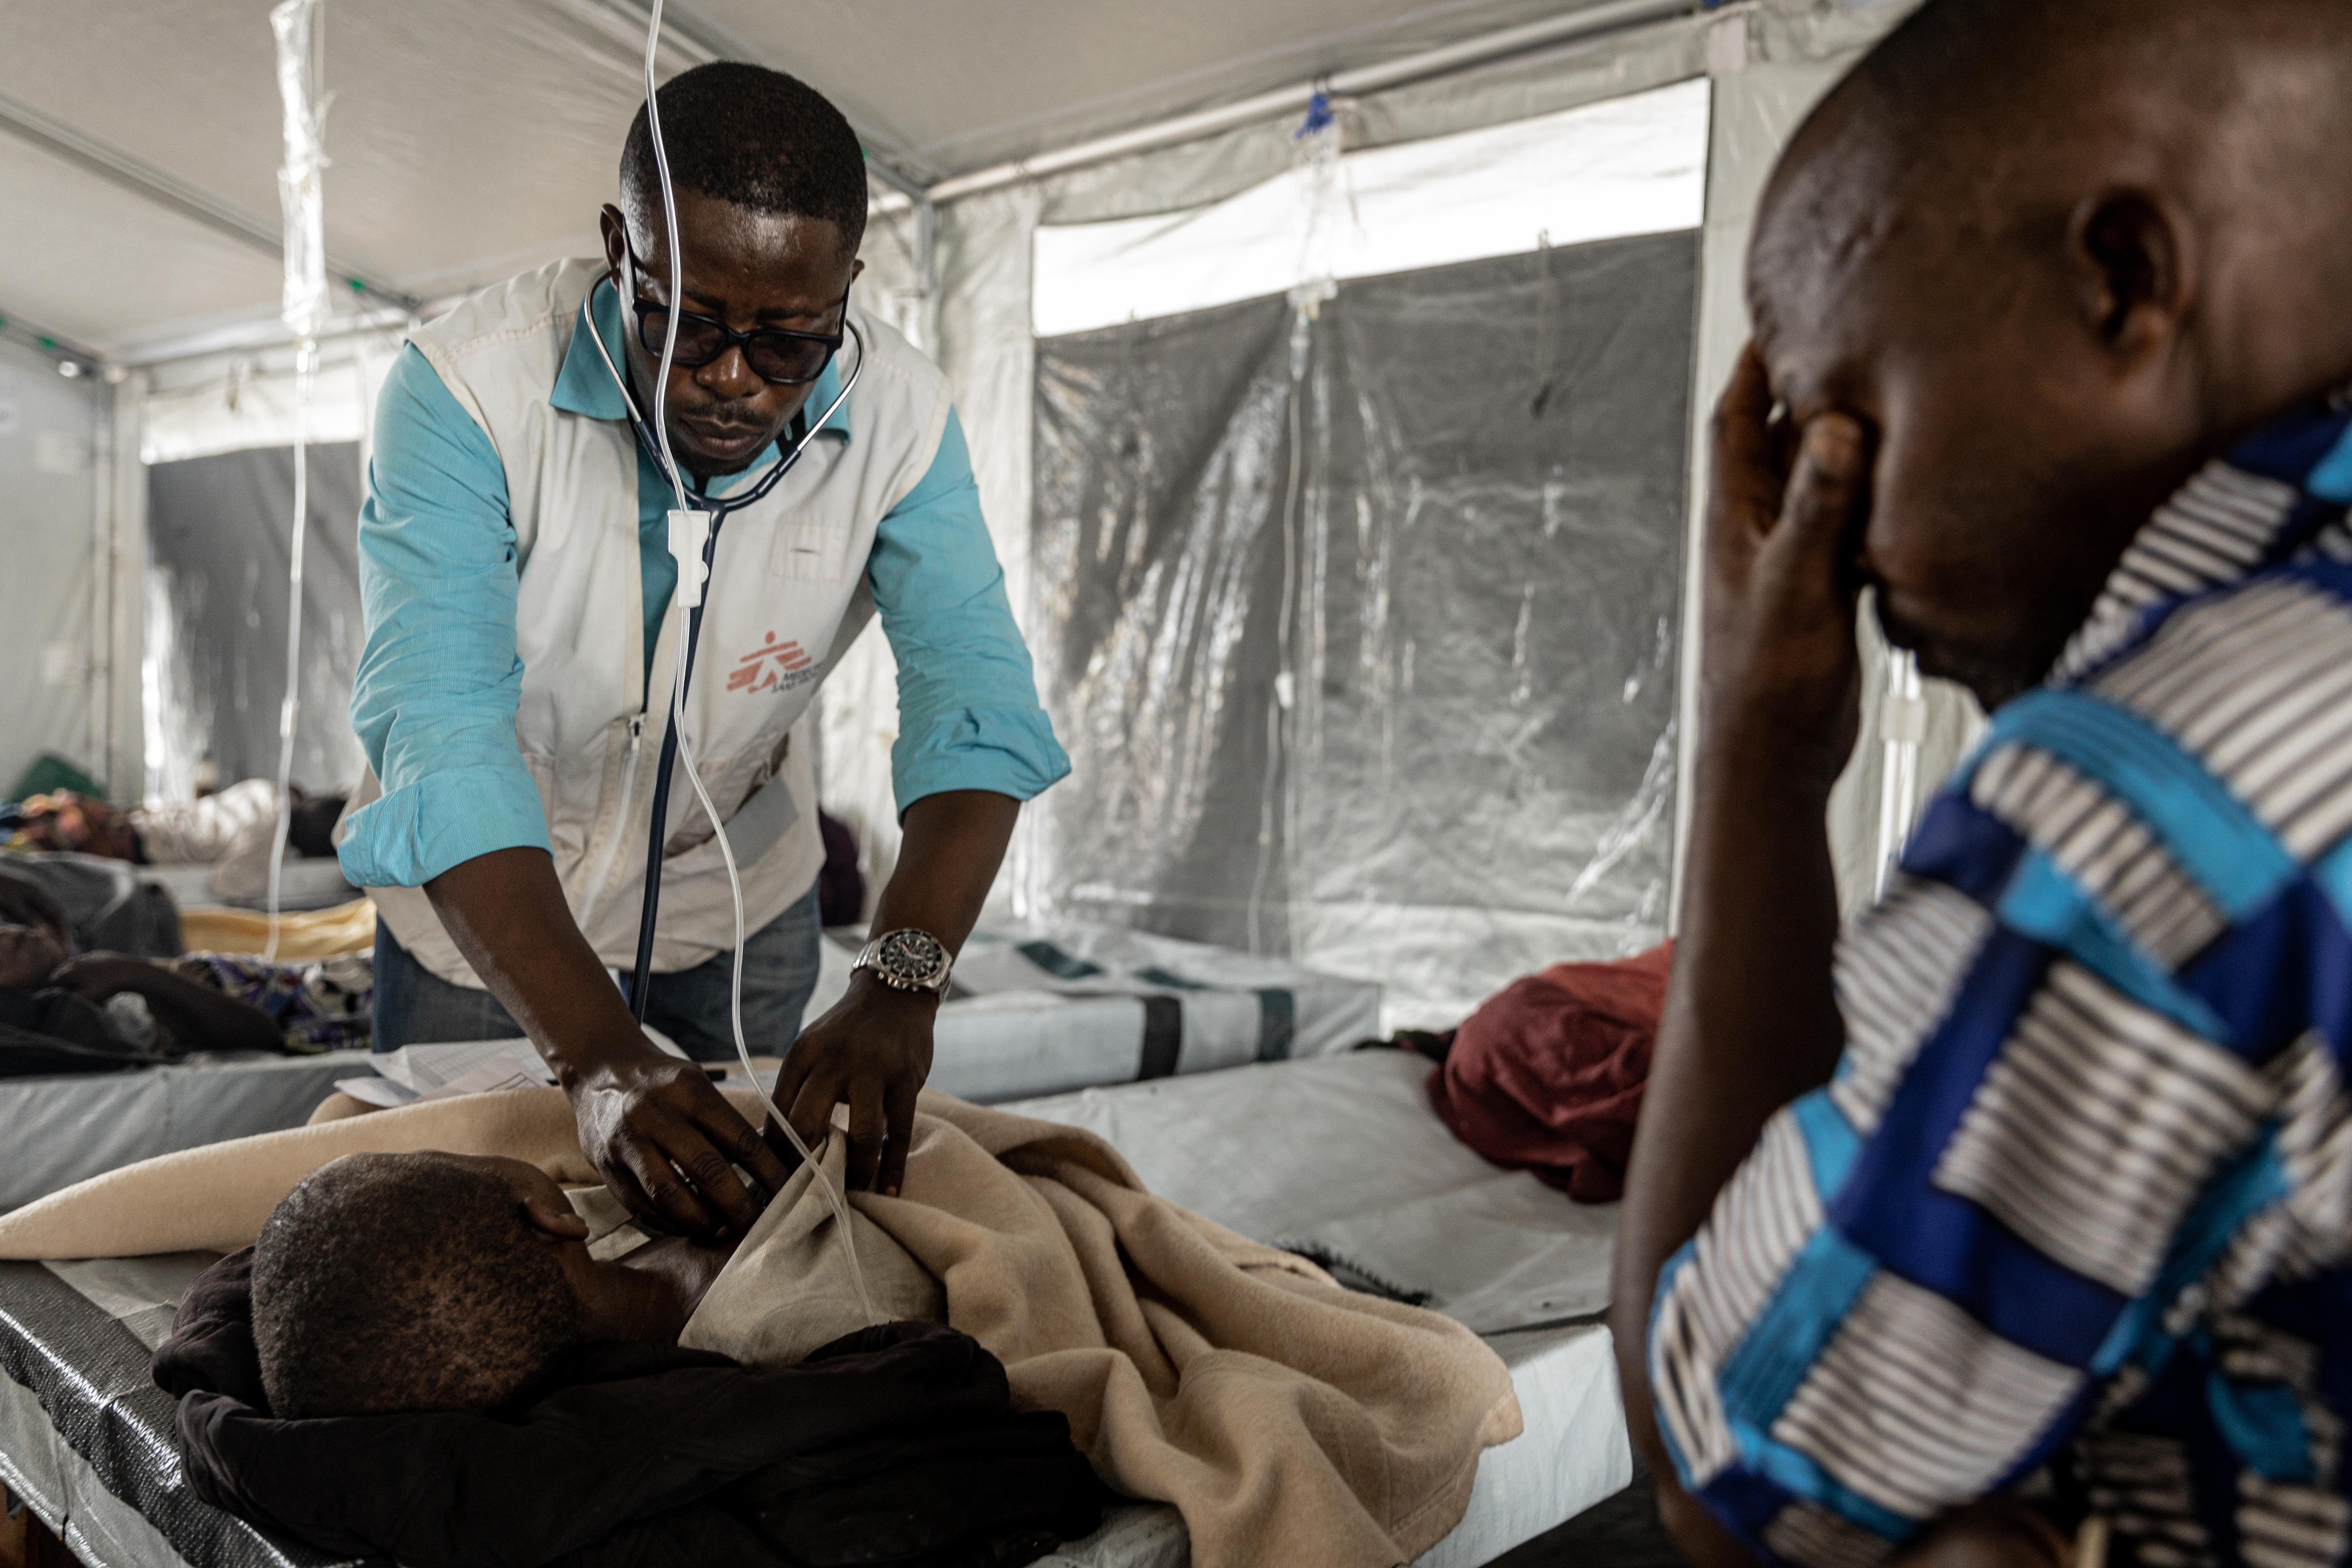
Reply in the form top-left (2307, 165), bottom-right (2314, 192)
top-left (1651, 395), bottom-right (2352, 1568)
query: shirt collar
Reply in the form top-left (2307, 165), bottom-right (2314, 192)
top-left (2050, 391), bottom-right (2352, 683)
top-left (550, 273), bottom-right (855, 445)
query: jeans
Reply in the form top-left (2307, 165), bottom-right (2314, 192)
top-left (371, 883), bottom-right (824, 1062)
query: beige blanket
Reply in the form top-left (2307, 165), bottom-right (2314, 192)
top-left (0, 1086), bottom-right (1520, 1568)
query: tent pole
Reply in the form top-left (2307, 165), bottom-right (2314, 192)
top-left (103, 371), bottom-right (149, 805)
top-left (87, 377), bottom-right (113, 799)
top-left (917, 0), bottom-right (1708, 205)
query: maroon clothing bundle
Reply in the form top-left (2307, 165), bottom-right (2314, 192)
top-left (1424, 942), bottom-right (1672, 1203)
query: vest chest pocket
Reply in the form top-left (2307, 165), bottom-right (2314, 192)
top-left (766, 517), bottom-right (851, 584)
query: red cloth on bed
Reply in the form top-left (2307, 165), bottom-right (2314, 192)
top-left (1424, 941), bottom-right (1672, 1204)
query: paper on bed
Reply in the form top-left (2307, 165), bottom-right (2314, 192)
top-left (340, 1025), bottom-right (710, 1110)
top-left (335, 1037), bottom-right (555, 1108)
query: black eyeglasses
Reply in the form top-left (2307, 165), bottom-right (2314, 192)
top-left (622, 241), bottom-right (848, 386)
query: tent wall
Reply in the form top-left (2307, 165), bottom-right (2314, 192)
top-left (0, 338), bottom-right (106, 796)
top-left (114, 330), bottom-right (404, 805)
top-left (1027, 237), bottom-right (1694, 1025)
top-left (815, 0), bottom-right (1956, 1023)
top-left (144, 441), bottom-right (367, 801)
top-left (820, 8), bottom-right (1725, 941)
top-left (100, 370), bottom-right (147, 803)
top-left (1686, 2), bottom-right (1982, 922)
top-left (71, 0), bottom-right (1963, 974)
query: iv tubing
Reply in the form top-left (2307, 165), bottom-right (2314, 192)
top-left (579, 291), bottom-right (860, 1011)
top-left (264, 0), bottom-right (327, 966)
top-left (264, 341), bottom-right (311, 963)
top-left (634, 0), bottom-right (876, 1325)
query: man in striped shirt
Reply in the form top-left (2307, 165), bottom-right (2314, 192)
top-left (1612, 3), bottom-right (2352, 1567)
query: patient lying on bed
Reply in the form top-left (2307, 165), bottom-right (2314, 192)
top-left (0, 919), bottom-right (285, 1062)
top-left (253, 1125), bottom-right (953, 1420)
top-left (251, 1151), bottom-right (744, 1417)
top-left (5, 1086), bottom-right (1512, 1568)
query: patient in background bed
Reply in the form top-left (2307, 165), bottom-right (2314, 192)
top-left (0, 917), bottom-right (284, 1058)
top-left (9, 781), bottom-right (347, 894)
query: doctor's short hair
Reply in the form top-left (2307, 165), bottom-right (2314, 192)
top-left (621, 61), bottom-right (869, 257)
top-left (251, 1152), bottom-right (584, 1419)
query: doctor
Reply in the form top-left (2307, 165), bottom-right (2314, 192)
top-left (337, 63), bottom-right (1068, 1233)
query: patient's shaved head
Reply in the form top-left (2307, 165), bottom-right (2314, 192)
top-left (253, 1154), bottom-right (584, 1418)
top-left (1747, 0), bottom-right (2352, 706)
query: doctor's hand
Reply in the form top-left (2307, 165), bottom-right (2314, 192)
top-left (422, 846), bottom-right (797, 1240)
top-left (567, 1039), bottom-right (796, 1237)
top-left (769, 972), bottom-right (935, 1196)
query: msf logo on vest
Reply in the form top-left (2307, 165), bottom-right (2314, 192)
top-left (727, 631), bottom-right (822, 695)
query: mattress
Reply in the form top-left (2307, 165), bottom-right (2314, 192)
top-left (0, 1052), bottom-right (1628, 1568)
top-left (0, 1255), bottom-right (350, 1568)
top-left (999, 1050), bottom-right (1618, 1336)
top-left (0, 1053), bottom-right (374, 1214)
top-left (819, 922), bottom-right (1385, 1101)
top-left (345, 924), bottom-right (1386, 1112)
top-left (1001, 1051), bottom-right (1630, 1566)
top-left (6, 925), bottom-right (1381, 1212)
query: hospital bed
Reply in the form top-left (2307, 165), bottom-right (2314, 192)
top-left (136, 858), bottom-right (358, 915)
top-left (0, 1052), bottom-right (374, 1213)
top-left (0, 1049), bottom-right (1627, 1568)
top-left (4, 923), bottom-right (1381, 1213)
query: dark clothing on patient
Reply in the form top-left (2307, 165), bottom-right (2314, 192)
top-left (0, 853), bottom-right (181, 957)
top-left (0, 984), bottom-right (162, 1076)
top-left (156, 1249), bottom-right (1104, 1568)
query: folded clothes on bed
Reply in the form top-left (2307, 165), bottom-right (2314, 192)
top-left (175, 896), bottom-right (375, 959)
top-left (154, 1249), bottom-right (1102, 1568)
top-left (1422, 941), bottom-right (1672, 1203)
top-left (0, 1084), bottom-right (1522, 1568)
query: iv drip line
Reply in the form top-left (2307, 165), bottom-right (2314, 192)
top-left (629, 0), bottom-right (876, 1324)
top-left (265, 0), bottom-right (328, 965)
top-left (264, 340), bottom-right (311, 964)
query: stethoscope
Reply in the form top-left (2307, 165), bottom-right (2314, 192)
top-left (582, 281), bottom-right (865, 1018)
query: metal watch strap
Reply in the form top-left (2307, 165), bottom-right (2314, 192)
top-left (854, 928), bottom-right (953, 995)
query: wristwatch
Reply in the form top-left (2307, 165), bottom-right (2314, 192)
top-left (853, 928), bottom-right (954, 996)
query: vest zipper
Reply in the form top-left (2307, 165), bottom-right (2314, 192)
top-left (577, 712), bottom-right (646, 931)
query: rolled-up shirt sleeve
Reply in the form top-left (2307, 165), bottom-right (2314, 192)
top-left (336, 345), bottom-right (552, 888)
top-left (869, 409), bottom-right (1071, 816)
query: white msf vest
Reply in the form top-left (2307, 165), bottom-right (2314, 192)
top-left (355, 257), bottom-right (953, 988)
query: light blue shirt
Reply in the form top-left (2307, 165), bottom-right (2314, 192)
top-left (339, 276), bottom-right (1068, 890)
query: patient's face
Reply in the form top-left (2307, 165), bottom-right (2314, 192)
top-left (0, 924), bottom-right (67, 989)
top-left (428, 1153), bottom-right (703, 1338)
top-left (1750, 159), bottom-right (2203, 709)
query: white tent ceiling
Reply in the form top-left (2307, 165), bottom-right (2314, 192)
top-left (3, 0), bottom-right (1659, 360)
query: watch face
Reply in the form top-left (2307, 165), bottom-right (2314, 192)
top-left (872, 929), bottom-right (950, 989)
